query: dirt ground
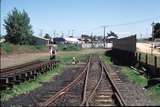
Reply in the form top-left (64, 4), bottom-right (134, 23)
top-left (0, 53), bottom-right (49, 69)
top-left (0, 49), bottom-right (106, 69)
top-left (136, 42), bottom-right (160, 56)
top-left (1, 64), bottom-right (85, 107)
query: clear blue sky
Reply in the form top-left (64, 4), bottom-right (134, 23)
top-left (1, 0), bottom-right (160, 38)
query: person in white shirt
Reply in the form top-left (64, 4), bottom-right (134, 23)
top-left (49, 47), bottom-right (56, 60)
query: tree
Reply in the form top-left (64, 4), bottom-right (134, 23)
top-left (44, 33), bottom-right (51, 39)
top-left (4, 8), bottom-right (34, 45)
top-left (153, 23), bottom-right (160, 39)
top-left (107, 31), bottom-right (118, 38)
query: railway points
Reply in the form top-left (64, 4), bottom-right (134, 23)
top-left (38, 55), bottom-right (127, 106)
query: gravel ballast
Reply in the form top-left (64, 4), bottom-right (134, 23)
top-left (110, 64), bottom-right (156, 106)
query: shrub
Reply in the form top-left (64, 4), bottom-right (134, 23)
top-left (0, 42), bottom-right (13, 54)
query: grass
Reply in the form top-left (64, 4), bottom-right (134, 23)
top-left (121, 67), bottom-right (148, 87)
top-left (98, 53), bottom-right (113, 64)
top-left (57, 44), bottom-right (81, 51)
top-left (0, 42), bottom-right (48, 55)
top-left (0, 42), bottom-right (13, 54)
top-left (147, 84), bottom-right (160, 104)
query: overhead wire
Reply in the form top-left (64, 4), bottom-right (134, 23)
top-left (79, 16), bottom-right (160, 35)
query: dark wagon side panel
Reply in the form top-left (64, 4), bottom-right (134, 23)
top-left (113, 35), bottom-right (136, 52)
top-left (111, 35), bottom-right (136, 65)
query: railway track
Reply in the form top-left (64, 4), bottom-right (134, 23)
top-left (0, 60), bottom-right (57, 90)
top-left (38, 55), bottom-right (127, 106)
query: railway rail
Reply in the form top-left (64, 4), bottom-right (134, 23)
top-left (38, 55), bottom-right (127, 106)
top-left (0, 60), bottom-right (57, 90)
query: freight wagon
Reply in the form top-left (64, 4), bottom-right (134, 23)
top-left (111, 35), bottom-right (136, 65)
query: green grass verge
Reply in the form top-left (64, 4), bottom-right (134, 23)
top-left (0, 42), bottom-right (48, 55)
top-left (57, 52), bottom-right (89, 65)
top-left (147, 84), bottom-right (160, 104)
top-left (0, 42), bottom-right (13, 54)
top-left (98, 53), bottom-right (113, 64)
top-left (57, 44), bottom-right (81, 51)
top-left (121, 67), bottom-right (148, 87)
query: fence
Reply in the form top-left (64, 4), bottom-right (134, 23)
top-left (81, 43), bottom-right (112, 48)
top-left (135, 52), bottom-right (160, 77)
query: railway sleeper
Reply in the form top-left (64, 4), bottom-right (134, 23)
top-left (0, 77), bottom-right (9, 84)
top-left (0, 84), bottom-right (8, 90)
top-left (32, 69), bottom-right (38, 75)
top-left (0, 62), bottom-right (56, 90)
top-left (14, 75), bottom-right (24, 84)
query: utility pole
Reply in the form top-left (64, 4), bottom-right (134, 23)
top-left (102, 26), bottom-right (107, 48)
top-left (68, 30), bottom-right (70, 37)
top-left (61, 32), bottom-right (64, 38)
top-left (53, 30), bottom-right (56, 38)
top-left (39, 29), bottom-right (43, 37)
top-left (91, 32), bottom-right (93, 48)
top-left (71, 29), bottom-right (74, 37)
top-left (151, 22), bottom-right (155, 55)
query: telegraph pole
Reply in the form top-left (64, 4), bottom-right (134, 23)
top-left (53, 30), bottom-right (56, 38)
top-left (68, 30), bottom-right (70, 36)
top-left (39, 29), bottom-right (43, 37)
top-left (151, 22), bottom-right (155, 55)
top-left (61, 32), bottom-right (64, 38)
top-left (91, 32), bottom-right (93, 48)
top-left (71, 29), bottom-right (74, 37)
top-left (102, 26), bottom-right (107, 48)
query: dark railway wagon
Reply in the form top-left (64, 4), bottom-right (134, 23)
top-left (111, 35), bottom-right (136, 65)
top-left (112, 35), bottom-right (136, 52)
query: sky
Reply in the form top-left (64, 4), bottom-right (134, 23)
top-left (1, 0), bottom-right (160, 38)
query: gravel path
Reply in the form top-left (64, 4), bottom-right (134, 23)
top-left (110, 64), bottom-right (156, 106)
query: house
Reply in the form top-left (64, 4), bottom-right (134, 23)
top-left (64, 37), bottom-right (80, 44)
top-left (34, 36), bottom-right (50, 45)
top-left (53, 37), bottom-right (80, 44)
top-left (53, 37), bottom-right (65, 44)
top-left (81, 34), bottom-right (91, 43)
top-left (106, 36), bottom-right (118, 43)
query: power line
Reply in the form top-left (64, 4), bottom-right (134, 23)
top-left (84, 16), bottom-right (160, 33)
top-left (104, 16), bottom-right (160, 27)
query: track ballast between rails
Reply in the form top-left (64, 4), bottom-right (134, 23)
top-left (39, 55), bottom-right (127, 106)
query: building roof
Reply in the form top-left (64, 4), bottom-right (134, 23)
top-left (34, 36), bottom-right (50, 41)
top-left (53, 37), bottom-right (65, 42)
top-left (64, 37), bottom-right (79, 42)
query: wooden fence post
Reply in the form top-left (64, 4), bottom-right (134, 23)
top-left (155, 56), bottom-right (157, 74)
top-left (139, 53), bottom-right (141, 64)
top-left (145, 54), bottom-right (148, 65)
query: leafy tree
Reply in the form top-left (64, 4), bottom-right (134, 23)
top-left (107, 31), bottom-right (118, 38)
top-left (44, 33), bottom-right (51, 39)
top-left (153, 23), bottom-right (160, 39)
top-left (4, 8), bottom-right (34, 45)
